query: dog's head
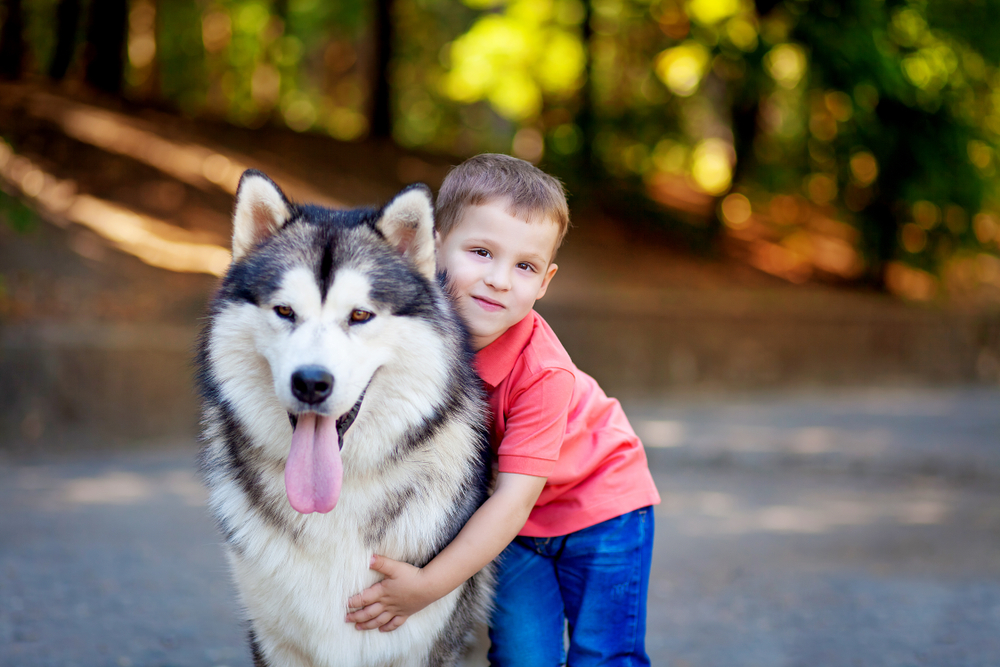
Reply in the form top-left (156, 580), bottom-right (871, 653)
top-left (214, 170), bottom-right (449, 513)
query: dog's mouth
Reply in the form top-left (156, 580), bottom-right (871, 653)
top-left (284, 388), bottom-right (367, 515)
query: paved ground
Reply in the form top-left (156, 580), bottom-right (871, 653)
top-left (1, 387), bottom-right (999, 667)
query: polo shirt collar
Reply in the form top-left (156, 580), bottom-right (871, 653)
top-left (474, 310), bottom-right (536, 388)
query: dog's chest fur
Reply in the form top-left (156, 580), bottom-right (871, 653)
top-left (219, 471), bottom-right (465, 666)
top-left (202, 402), bottom-right (484, 667)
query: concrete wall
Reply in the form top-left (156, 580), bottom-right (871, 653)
top-left (1, 324), bottom-right (201, 452)
top-left (538, 298), bottom-right (1000, 399)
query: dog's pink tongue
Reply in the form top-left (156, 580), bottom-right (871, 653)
top-left (285, 413), bottom-right (342, 514)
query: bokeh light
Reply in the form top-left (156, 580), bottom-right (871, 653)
top-left (655, 42), bottom-right (711, 97)
top-left (9, 0), bottom-right (1000, 301)
top-left (690, 139), bottom-right (733, 195)
top-left (685, 0), bottom-right (741, 26)
top-left (764, 44), bottom-right (807, 89)
top-left (850, 152), bottom-right (878, 186)
top-left (720, 193), bottom-right (752, 228)
top-left (442, 1), bottom-right (584, 122)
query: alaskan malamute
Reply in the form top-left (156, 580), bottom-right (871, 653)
top-left (196, 170), bottom-right (493, 667)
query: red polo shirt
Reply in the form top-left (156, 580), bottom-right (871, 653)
top-left (474, 310), bottom-right (661, 537)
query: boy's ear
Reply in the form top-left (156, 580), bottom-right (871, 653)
top-left (231, 170), bottom-right (294, 261)
top-left (535, 263), bottom-right (559, 300)
top-left (376, 184), bottom-right (436, 280)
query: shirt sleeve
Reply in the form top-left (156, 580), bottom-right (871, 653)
top-left (496, 368), bottom-right (575, 478)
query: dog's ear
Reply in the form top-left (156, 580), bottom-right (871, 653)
top-left (376, 184), bottom-right (436, 279)
top-left (231, 170), bottom-right (294, 261)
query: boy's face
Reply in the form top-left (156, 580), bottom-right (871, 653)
top-left (437, 202), bottom-right (559, 350)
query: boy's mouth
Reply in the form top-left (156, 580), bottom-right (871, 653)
top-left (472, 295), bottom-right (504, 311)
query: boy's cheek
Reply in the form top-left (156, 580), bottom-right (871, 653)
top-left (450, 302), bottom-right (477, 331)
top-left (439, 257), bottom-right (470, 289)
top-left (435, 249), bottom-right (458, 275)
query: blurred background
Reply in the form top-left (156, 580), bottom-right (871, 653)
top-left (1, 0), bottom-right (1000, 665)
top-left (0, 0), bottom-right (998, 445)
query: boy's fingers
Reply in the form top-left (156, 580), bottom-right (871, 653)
top-left (345, 602), bottom-right (383, 623)
top-left (379, 616), bottom-right (407, 633)
top-left (347, 582), bottom-right (383, 609)
top-left (368, 553), bottom-right (398, 576)
top-left (355, 611), bottom-right (395, 631)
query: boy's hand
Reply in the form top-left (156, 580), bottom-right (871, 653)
top-left (346, 555), bottom-right (435, 632)
top-left (346, 474), bottom-right (546, 633)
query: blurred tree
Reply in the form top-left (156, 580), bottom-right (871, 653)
top-left (156, 0), bottom-right (206, 115)
top-left (768, 0), bottom-right (989, 286)
top-left (5, 0), bottom-right (998, 298)
top-left (370, 0), bottom-right (394, 138)
top-left (84, 0), bottom-right (128, 93)
top-left (49, 0), bottom-right (81, 81)
top-left (575, 0), bottom-right (595, 178)
top-left (0, 0), bottom-right (25, 79)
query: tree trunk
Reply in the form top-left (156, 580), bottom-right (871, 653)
top-left (0, 0), bottom-right (25, 80)
top-left (729, 97), bottom-right (758, 187)
top-left (369, 0), bottom-right (393, 139)
top-left (49, 0), bottom-right (81, 80)
top-left (273, 0), bottom-right (288, 21)
top-left (84, 0), bottom-right (128, 94)
top-left (576, 0), bottom-right (594, 180)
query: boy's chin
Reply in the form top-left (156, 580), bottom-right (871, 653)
top-left (468, 323), bottom-right (499, 341)
top-left (466, 321), bottom-right (503, 348)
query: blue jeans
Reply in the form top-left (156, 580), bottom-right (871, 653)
top-left (487, 507), bottom-right (655, 667)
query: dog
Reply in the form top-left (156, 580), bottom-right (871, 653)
top-left (196, 170), bottom-right (493, 667)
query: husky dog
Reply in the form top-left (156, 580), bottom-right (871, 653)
top-left (196, 170), bottom-right (493, 667)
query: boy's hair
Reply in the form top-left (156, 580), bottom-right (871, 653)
top-left (435, 154), bottom-right (570, 253)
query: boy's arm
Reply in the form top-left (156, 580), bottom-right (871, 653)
top-left (346, 471), bottom-right (546, 632)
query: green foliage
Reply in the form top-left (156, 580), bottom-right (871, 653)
top-left (783, 0), bottom-right (995, 279)
top-left (0, 189), bottom-right (38, 235)
top-left (392, 0), bottom-right (505, 152)
top-left (147, 0), bottom-right (370, 137)
top-left (21, 0), bottom-right (61, 74)
top-left (157, 0), bottom-right (209, 115)
top-left (441, 0), bottom-right (586, 120)
top-left (9, 0), bottom-right (1000, 295)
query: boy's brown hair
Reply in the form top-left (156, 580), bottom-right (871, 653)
top-left (435, 153), bottom-right (570, 254)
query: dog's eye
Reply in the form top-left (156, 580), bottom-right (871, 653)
top-left (349, 309), bottom-right (374, 324)
top-left (274, 305), bottom-right (295, 321)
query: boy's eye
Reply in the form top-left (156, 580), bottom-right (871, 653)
top-left (517, 262), bottom-right (535, 272)
top-left (274, 305), bottom-right (295, 321)
top-left (349, 309), bottom-right (374, 324)
top-left (473, 248), bottom-right (490, 258)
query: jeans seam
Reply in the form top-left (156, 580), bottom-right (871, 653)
top-left (626, 509), bottom-right (645, 664)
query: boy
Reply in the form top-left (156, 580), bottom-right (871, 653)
top-left (346, 154), bottom-right (660, 665)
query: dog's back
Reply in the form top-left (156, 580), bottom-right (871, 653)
top-left (197, 171), bottom-right (493, 667)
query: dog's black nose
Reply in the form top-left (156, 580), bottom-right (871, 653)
top-left (291, 366), bottom-right (334, 405)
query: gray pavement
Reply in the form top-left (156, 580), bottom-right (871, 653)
top-left (626, 386), bottom-right (1000, 478)
top-left (2, 387), bottom-right (999, 666)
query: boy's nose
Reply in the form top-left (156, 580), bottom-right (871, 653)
top-left (484, 267), bottom-right (511, 290)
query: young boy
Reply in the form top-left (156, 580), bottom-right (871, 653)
top-left (346, 153), bottom-right (661, 665)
